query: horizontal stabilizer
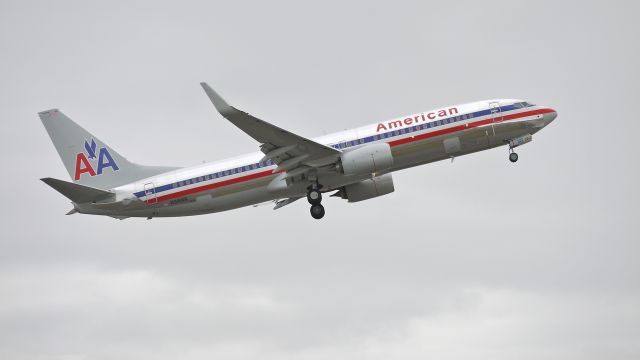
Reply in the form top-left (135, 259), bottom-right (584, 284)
top-left (41, 177), bottom-right (115, 203)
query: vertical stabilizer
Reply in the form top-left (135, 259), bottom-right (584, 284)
top-left (39, 109), bottom-right (178, 189)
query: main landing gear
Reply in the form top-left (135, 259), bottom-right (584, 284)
top-left (307, 182), bottom-right (325, 219)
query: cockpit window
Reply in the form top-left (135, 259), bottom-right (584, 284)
top-left (514, 101), bottom-right (536, 108)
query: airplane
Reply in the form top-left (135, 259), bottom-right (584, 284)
top-left (39, 83), bottom-right (557, 220)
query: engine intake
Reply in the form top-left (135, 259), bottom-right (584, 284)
top-left (340, 143), bottom-right (393, 176)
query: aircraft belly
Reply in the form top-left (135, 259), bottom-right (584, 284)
top-left (389, 123), bottom-right (533, 171)
top-left (154, 175), bottom-right (279, 216)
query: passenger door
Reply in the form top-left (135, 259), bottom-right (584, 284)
top-left (489, 101), bottom-right (502, 136)
top-left (144, 182), bottom-right (157, 205)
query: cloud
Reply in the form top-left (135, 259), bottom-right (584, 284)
top-left (1, 1), bottom-right (639, 360)
top-left (2, 266), bottom-right (638, 360)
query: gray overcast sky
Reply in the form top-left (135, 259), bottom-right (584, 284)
top-left (1, 1), bottom-right (639, 359)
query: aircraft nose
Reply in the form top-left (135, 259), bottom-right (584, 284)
top-left (546, 108), bottom-right (558, 122)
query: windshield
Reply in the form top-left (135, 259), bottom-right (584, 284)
top-left (513, 101), bottom-right (536, 108)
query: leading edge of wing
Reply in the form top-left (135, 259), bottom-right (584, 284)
top-left (199, 82), bottom-right (340, 162)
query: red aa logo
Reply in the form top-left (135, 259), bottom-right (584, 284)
top-left (74, 139), bottom-right (119, 180)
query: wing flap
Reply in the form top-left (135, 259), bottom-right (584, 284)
top-left (273, 196), bottom-right (303, 210)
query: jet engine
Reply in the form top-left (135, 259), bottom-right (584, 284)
top-left (339, 143), bottom-right (394, 176)
top-left (339, 173), bottom-right (395, 202)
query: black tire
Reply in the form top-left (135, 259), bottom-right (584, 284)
top-left (509, 152), bottom-right (519, 163)
top-left (307, 189), bottom-right (322, 205)
top-left (310, 204), bottom-right (325, 219)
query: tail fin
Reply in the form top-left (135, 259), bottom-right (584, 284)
top-left (41, 177), bottom-right (115, 203)
top-left (39, 109), bottom-right (178, 189)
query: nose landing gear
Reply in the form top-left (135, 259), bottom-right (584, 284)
top-left (506, 134), bottom-right (532, 163)
top-left (307, 182), bottom-right (325, 219)
top-left (509, 151), bottom-right (519, 163)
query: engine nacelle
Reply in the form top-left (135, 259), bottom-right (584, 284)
top-left (344, 173), bottom-right (395, 202)
top-left (340, 143), bottom-right (393, 176)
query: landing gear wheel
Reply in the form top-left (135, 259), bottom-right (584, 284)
top-left (310, 204), bottom-right (325, 219)
top-left (307, 189), bottom-right (322, 205)
top-left (509, 152), bottom-right (519, 163)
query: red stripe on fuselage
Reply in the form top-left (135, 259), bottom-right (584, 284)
top-left (146, 108), bottom-right (554, 204)
top-left (388, 107), bottom-right (554, 147)
top-left (146, 169), bottom-right (281, 204)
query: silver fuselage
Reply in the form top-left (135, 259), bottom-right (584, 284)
top-left (75, 99), bottom-right (557, 218)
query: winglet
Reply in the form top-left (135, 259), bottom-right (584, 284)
top-left (200, 82), bottom-right (234, 115)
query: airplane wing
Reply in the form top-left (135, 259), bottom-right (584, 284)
top-left (200, 83), bottom-right (341, 176)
